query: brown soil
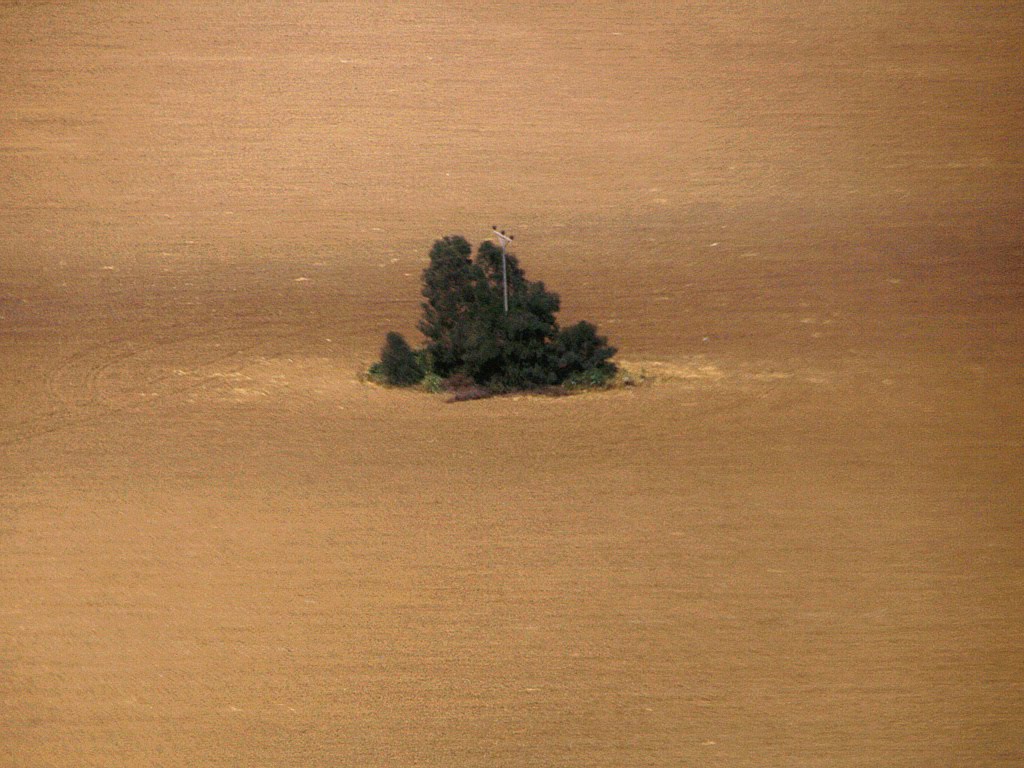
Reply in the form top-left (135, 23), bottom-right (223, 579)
top-left (2, 3), bottom-right (1021, 766)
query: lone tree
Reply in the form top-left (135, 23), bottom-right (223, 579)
top-left (372, 233), bottom-right (616, 393)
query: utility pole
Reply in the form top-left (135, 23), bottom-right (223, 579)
top-left (491, 226), bottom-right (514, 314)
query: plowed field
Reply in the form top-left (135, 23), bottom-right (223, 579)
top-left (2, 3), bottom-right (1021, 766)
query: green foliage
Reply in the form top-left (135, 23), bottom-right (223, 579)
top-left (554, 321), bottom-right (617, 384)
top-left (421, 371), bottom-right (445, 393)
top-left (418, 235), bottom-right (479, 378)
top-left (365, 361), bottom-right (386, 384)
top-left (563, 366), bottom-right (616, 390)
top-left (378, 331), bottom-right (424, 386)
top-left (374, 234), bottom-right (617, 394)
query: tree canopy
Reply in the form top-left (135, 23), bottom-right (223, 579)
top-left (372, 234), bottom-right (616, 393)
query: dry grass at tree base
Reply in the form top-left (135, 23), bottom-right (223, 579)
top-left (364, 361), bottom-right (652, 402)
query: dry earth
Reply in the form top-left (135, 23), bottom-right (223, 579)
top-left (1, 2), bottom-right (1022, 766)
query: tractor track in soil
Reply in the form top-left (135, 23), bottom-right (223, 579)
top-left (2, 320), bottom-right (310, 448)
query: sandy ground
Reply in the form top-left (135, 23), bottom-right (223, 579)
top-left (1, 2), bottom-right (1022, 766)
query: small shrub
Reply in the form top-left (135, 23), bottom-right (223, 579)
top-left (421, 371), bottom-right (445, 393)
top-left (554, 321), bottom-right (617, 385)
top-left (366, 361), bottom-right (386, 384)
top-left (563, 366), bottom-right (616, 390)
top-left (378, 331), bottom-right (424, 386)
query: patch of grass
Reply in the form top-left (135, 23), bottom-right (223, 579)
top-left (562, 366), bottom-right (617, 391)
top-left (612, 365), bottom-right (648, 388)
top-left (421, 372), bottom-right (445, 393)
top-left (365, 361), bottom-right (651, 400)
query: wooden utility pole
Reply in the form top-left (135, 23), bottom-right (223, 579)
top-left (491, 226), bottom-right (514, 314)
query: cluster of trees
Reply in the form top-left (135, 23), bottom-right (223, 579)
top-left (371, 234), bottom-right (616, 394)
